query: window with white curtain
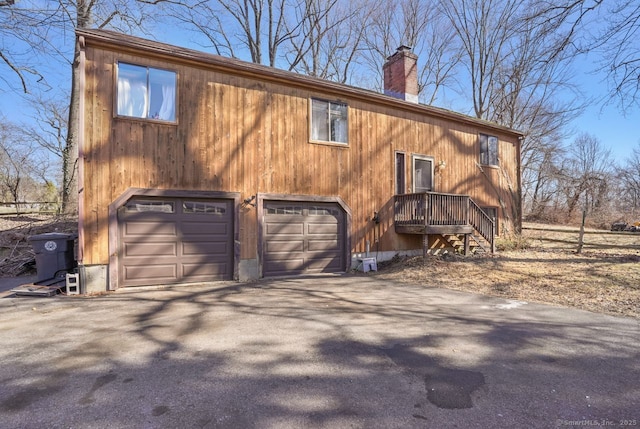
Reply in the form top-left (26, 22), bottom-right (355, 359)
top-left (117, 63), bottom-right (176, 122)
top-left (310, 98), bottom-right (348, 144)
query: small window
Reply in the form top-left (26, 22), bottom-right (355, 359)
top-left (310, 98), bottom-right (348, 144)
top-left (183, 201), bottom-right (227, 214)
top-left (125, 200), bottom-right (175, 213)
top-left (117, 62), bottom-right (177, 122)
top-left (395, 152), bottom-right (406, 195)
top-left (265, 205), bottom-right (303, 215)
top-left (309, 206), bottom-right (340, 216)
top-left (480, 134), bottom-right (499, 166)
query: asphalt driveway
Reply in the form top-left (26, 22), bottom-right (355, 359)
top-left (0, 275), bottom-right (638, 428)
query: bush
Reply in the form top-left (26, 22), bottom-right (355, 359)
top-left (495, 234), bottom-right (531, 251)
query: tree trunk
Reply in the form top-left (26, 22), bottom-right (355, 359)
top-left (62, 38), bottom-right (80, 214)
top-left (576, 210), bottom-right (586, 254)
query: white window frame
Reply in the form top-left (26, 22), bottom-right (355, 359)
top-left (412, 155), bottom-right (434, 193)
top-left (310, 98), bottom-right (348, 145)
top-left (116, 62), bottom-right (177, 123)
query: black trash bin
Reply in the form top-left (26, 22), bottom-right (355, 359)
top-left (29, 233), bottom-right (77, 283)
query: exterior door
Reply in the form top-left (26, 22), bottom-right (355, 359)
top-left (413, 155), bottom-right (434, 193)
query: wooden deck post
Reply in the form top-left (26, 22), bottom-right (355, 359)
top-left (423, 234), bottom-right (429, 258)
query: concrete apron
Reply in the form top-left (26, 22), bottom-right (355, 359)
top-left (0, 275), bottom-right (638, 429)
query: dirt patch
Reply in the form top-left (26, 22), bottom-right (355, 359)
top-left (372, 245), bottom-right (640, 320)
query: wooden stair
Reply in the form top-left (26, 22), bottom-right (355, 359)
top-left (394, 192), bottom-right (496, 255)
top-left (470, 232), bottom-right (492, 253)
top-left (442, 232), bottom-right (492, 254)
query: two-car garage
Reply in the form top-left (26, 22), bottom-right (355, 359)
top-left (114, 192), bottom-right (349, 288)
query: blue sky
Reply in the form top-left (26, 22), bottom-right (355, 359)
top-left (566, 52), bottom-right (639, 164)
top-left (574, 104), bottom-right (638, 164)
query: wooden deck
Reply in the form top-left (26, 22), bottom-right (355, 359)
top-left (394, 192), bottom-right (495, 253)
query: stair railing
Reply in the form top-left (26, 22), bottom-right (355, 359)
top-left (468, 199), bottom-right (495, 252)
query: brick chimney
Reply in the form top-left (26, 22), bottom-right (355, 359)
top-left (383, 45), bottom-right (419, 103)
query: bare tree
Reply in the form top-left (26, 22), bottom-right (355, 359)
top-left (0, 1), bottom-right (51, 94)
top-left (439, 0), bottom-right (525, 119)
top-left (617, 142), bottom-right (640, 219)
top-left (170, 0), bottom-right (297, 66)
top-left (360, 0), bottom-right (460, 103)
top-left (21, 96), bottom-right (70, 204)
top-left (434, 0), bottom-right (588, 225)
top-left (596, 0), bottom-right (640, 110)
top-left (557, 133), bottom-right (614, 222)
top-left (0, 119), bottom-right (51, 210)
top-left (284, 0), bottom-right (367, 83)
top-left (166, 1), bottom-right (235, 58)
top-left (522, 137), bottom-right (566, 222)
top-left (529, 0), bottom-right (640, 110)
top-left (493, 19), bottom-right (585, 220)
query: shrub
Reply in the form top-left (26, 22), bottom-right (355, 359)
top-left (495, 234), bottom-right (531, 251)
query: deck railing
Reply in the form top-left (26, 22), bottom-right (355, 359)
top-left (394, 192), bottom-right (495, 250)
top-left (394, 192), bottom-right (468, 226)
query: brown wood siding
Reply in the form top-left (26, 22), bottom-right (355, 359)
top-left (80, 34), bottom-right (521, 267)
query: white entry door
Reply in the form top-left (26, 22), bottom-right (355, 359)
top-left (412, 155), bottom-right (434, 193)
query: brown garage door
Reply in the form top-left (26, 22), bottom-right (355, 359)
top-left (118, 197), bottom-right (233, 287)
top-left (263, 201), bottom-right (346, 277)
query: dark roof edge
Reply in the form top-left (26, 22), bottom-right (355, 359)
top-left (77, 28), bottom-right (524, 138)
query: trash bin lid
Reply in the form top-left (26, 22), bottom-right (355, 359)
top-left (28, 232), bottom-right (77, 242)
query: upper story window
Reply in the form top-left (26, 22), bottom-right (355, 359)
top-left (310, 98), bottom-right (348, 144)
top-left (479, 134), bottom-right (499, 166)
top-left (117, 62), bottom-right (177, 122)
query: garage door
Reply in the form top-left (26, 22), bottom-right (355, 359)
top-left (263, 201), bottom-right (346, 277)
top-left (118, 197), bottom-right (233, 287)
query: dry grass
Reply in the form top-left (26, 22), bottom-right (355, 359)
top-left (374, 224), bottom-right (640, 319)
